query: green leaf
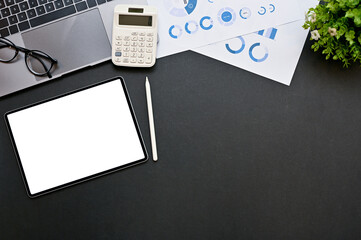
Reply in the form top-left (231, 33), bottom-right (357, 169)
top-left (337, 25), bottom-right (347, 37)
top-left (327, 2), bottom-right (339, 12)
top-left (345, 8), bottom-right (361, 27)
top-left (345, 30), bottom-right (356, 45)
top-left (338, 0), bottom-right (360, 8)
top-left (304, 0), bottom-right (361, 67)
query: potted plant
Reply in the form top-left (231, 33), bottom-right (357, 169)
top-left (303, 0), bottom-right (361, 67)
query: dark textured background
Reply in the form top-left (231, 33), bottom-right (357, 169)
top-left (1, 39), bottom-right (361, 239)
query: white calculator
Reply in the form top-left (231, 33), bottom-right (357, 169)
top-left (112, 5), bottom-right (158, 67)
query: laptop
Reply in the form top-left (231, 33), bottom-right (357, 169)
top-left (0, 0), bottom-right (147, 97)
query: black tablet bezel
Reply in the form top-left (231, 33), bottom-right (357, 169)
top-left (4, 76), bottom-right (148, 198)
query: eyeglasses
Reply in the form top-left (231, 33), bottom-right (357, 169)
top-left (0, 37), bottom-right (57, 78)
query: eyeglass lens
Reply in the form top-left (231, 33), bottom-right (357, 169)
top-left (26, 51), bottom-right (54, 75)
top-left (0, 38), bottom-right (56, 76)
top-left (0, 38), bottom-right (17, 62)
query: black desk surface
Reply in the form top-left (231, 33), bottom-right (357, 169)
top-left (1, 40), bottom-right (361, 239)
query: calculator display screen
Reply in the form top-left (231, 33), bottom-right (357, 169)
top-left (118, 15), bottom-right (152, 27)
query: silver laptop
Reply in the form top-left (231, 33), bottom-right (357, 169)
top-left (0, 0), bottom-right (147, 97)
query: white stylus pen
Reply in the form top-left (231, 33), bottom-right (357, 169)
top-left (145, 77), bottom-right (158, 161)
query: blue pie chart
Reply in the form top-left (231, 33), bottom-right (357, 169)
top-left (164, 0), bottom-right (198, 17)
top-left (222, 11), bottom-right (232, 22)
top-left (217, 7), bottom-right (236, 26)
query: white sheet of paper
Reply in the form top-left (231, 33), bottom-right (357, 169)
top-left (192, 0), bottom-right (318, 86)
top-left (149, 0), bottom-right (304, 58)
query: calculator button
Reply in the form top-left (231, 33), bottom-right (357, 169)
top-left (138, 58), bottom-right (144, 64)
top-left (123, 52), bottom-right (129, 57)
top-left (123, 58), bottom-right (129, 63)
top-left (131, 32), bottom-right (138, 36)
top-left (130, 58), bottom-right (137, 63)
top-left (131, 52), bottom-right (137, 58)
top-left (116, 35), bottom-right (122, 40)
top-left (139, 42), bottom-right (145, 47)
top-left (131, 41), bottom-right (137, 47)
top-left (124, 41), bottom-right (130, 46)
top-left (147, 33), bottom-right (154, 36)
top-left (124, 36), bottom-right (131, 41)
top-left (138, 52), bottom-right (144, 58)
top-left (146, 37), bottom-right (153, 42)
top-left (146, 42), bottom-right (153, 47)
top-left (131, 36), bottom-right (138, 41)
top-left (139, 36), bottom-right (145, 41)
top-left (139, 32), bottom-right (146, 36)
top-left (115, 41), bottom-right (122, 46)
top-left (123, 47), bottom-right (130, 52)
top-left (146, 48), bottom-right (152, 53)
top-left (115, 57), bottom-right (121, 62)
top-left (145, 54), bottom-right (152, 64)
top-left (115, 52), bottom-right (122, 57)
top-left (116, 46), bottom-right (122, 51)
top-left (138, 48), bottom-right (145, 53)
top-left (130, 47), bottom-right (137, 52)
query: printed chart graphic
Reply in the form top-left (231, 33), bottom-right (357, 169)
top-left (164, 0), bottom-right (198, 17)
top-left (150, 0), bottom-right (304, 58)
top-left (225, 36), bottom-right (246, 54)
top-left (200, 16), bottom-right (214, 30)
top-left (192, 0), bottom-right (318, 86)
top-left (258, 4), bottom-right (276, 15)
top-left (239, 7), bottom-right (252, 19)
top-left (185, 20), bottom-right (199, 34)
top-left (194, 20), bottom-right (312, 85)
top-left (249, 43), bottom-right (269, 62)
top-left (257, 27), bottom-right (278, 40)
top-left (169, 25), bottom-right (183, 39)
top-left (224, 27), bottom-right (278, 63)
top-left (217, 7), bottom-right (236, 26)
top-left (269, 4), bottom-right (276, 13)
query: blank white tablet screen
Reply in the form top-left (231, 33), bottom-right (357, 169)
top-left (7, 79), bottom-right (146, 195)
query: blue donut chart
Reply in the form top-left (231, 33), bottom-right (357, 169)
top-left (258, 6), bottom-right (266, 15)
top-left (200, 16), bottom-right (214, 30)
top-left (239, 7), bottom-right (252, 19)
top-left (185, 21), bottom-right (199, 34)
top-left (169, 25), bottom-right (183, 39)
top-left (225, 36), bottom-right (246, 54)
top-left (269, 4), bottom-right (275, 13)
top-left (217, 7), bottom-right (236, 26)
top-left (249, 43), bottom-right (269, 62)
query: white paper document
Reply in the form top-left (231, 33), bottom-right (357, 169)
top-left (193, 0), bottom-right (318, 85)
top-left (149, 0), bottom-right (304, 58)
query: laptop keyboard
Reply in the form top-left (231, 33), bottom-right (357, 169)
top-left (0, 0), bottom-right (111, 37)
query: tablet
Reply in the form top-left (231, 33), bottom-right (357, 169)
top-left (5, 77), bottom-right (148, 198)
